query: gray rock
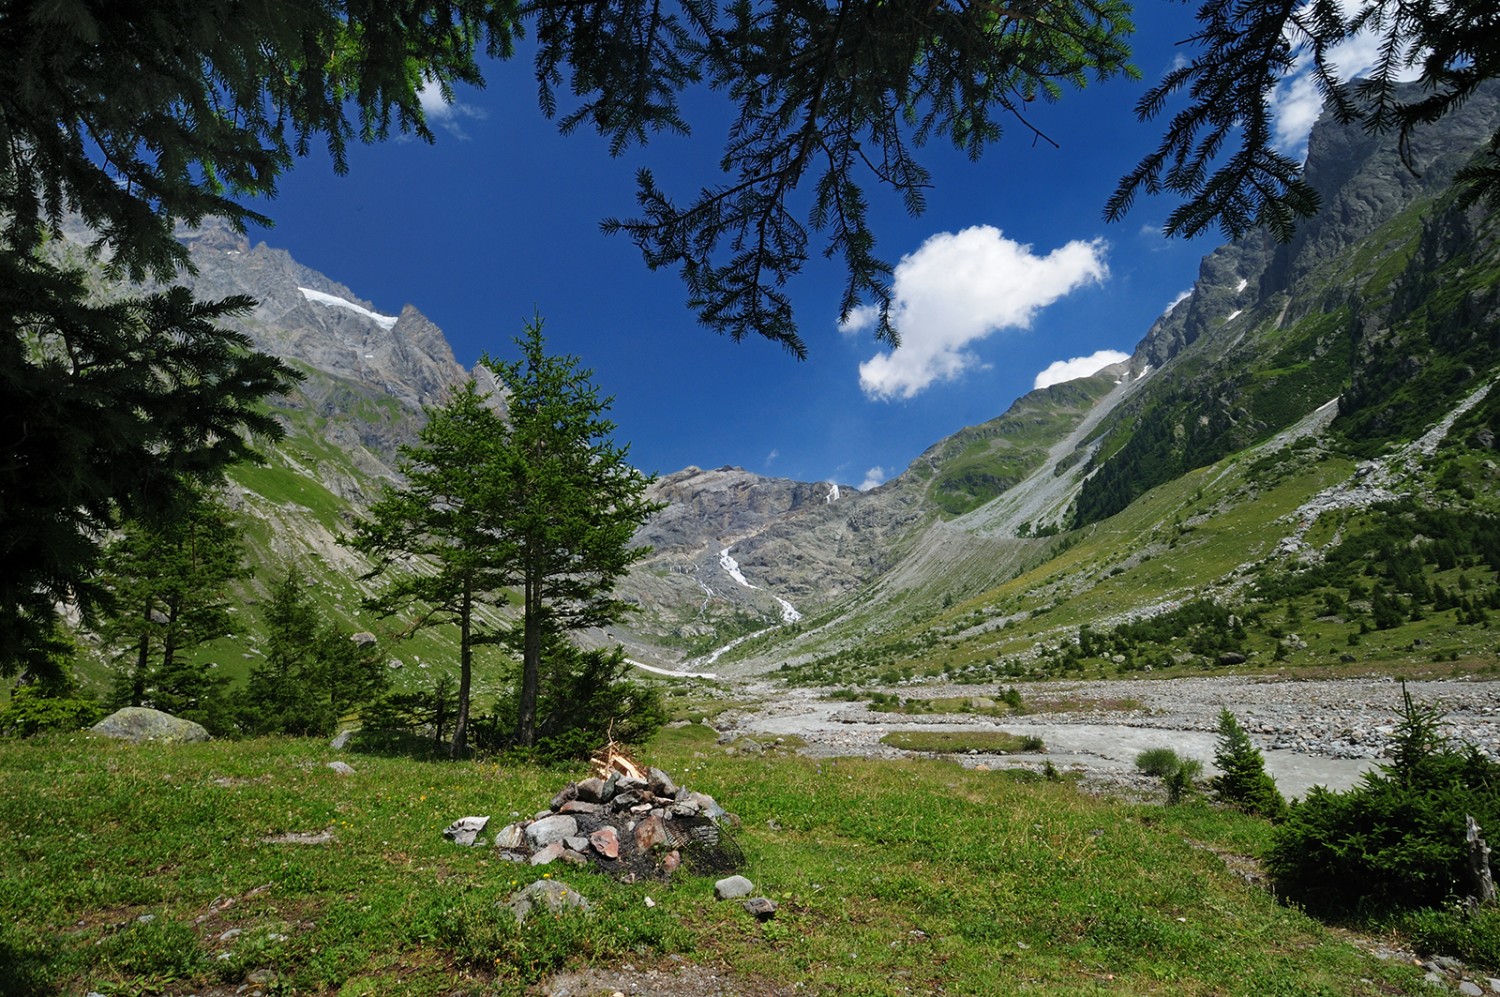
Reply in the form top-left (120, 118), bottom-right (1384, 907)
top-left (526, 814), bottom-right (579, 847)
top-left (648, 766), bottom-right (678, 797)
top-left (326, 761), bottom-right (355, 775)
top-left (714, 875), bottom-right (755, 900)
top-left (574, 776), bottom-right (612, 803)
top-left (688, 791), bottom-right (729, 820)
top-left (502, 880), bottom-right (589, 924)
top-left (330, 729), bottom-right (356, 750)
top-left (1459, 983), bottom-right (1483, 996)
top-left (351, 631), bottom-right (377, 646)
top-left (742, 897), bottom-right (778, 920)
top-left (90, 707), bottom-right (210, 744)
top-left (529, 841), bottom-right (565, 866)
top-left (564, 835), bottom-right (591, 853)
top-left (442, 816), bottom-right (490, 847)
top-left (493, 823), bottom-right (526, 850)
top-left (1487, 978), bottom-right (1500, 993)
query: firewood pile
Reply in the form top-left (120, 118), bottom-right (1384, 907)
top-left (490, 743), bottom-right (742, 882)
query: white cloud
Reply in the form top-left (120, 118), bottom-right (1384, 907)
top-left (1165, 289), bottom-right (1193, 314)
top-left (858, 466), bottom-right (888, 491)
top-left (418, 79), bottom-right (486, 139)
top-left (847, 226), bottom-right (1109, 401)
top-left (1033, 350), bottom-right (1130, 390)
top-left (764, 448), bottom-right (780, 466)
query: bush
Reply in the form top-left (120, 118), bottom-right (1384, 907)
top-left (1135, 747), bottom-right (1202, 804)
top-left (1211, 709), bottom-right (1287, 820)
top-left (1398, 906), bottom-right (1500, 971)
top-left (1267, 686), bottom-right (1500, 914)
top-left (0, 686), bottom-right (103, 737)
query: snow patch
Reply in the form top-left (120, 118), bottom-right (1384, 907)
top-left (1225, 309), bottom-right (1243, 321)
top-left (298, 287), bottom-right (399, 330)
top-left (774, 596), bottom-right (802, 624)
top-left (1236, 278), bottom-right (1248, 293)
top-left (825, 483), bottom-right (841, 503)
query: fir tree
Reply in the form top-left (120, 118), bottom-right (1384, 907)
top-left (96, 486), bottom-right (248, 730)
top-left (345, 379), bottom-right (512, 757)
top-left (1211, 709), bottom-right (1288, 820)
top-left (482, 318), bottom-right (663, 747)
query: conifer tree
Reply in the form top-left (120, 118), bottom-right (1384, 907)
top-left (241, 569), bottom-right (386, 736)
top-left (1211, 709), bottom-right (1287, 820)
top-left (97, 485), bottom-right (248, 729)
top-left (345, 380), bottom-right (512, 757)
top-left (482, 318), bottom-right (663, 747)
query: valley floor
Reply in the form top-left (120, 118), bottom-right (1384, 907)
top-left (706, 674), bottom-right (1500, 799)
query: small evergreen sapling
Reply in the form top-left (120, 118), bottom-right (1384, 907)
top-left (1211, 709), bottom-right (1288, 820)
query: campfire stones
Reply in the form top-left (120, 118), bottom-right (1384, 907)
top-left (633, 814), bottom-right (669, 851)
top-left (590, 827), bottom-right (620, 859)
top-left (491, 763), bottom-right (737, 880)
top-left (526, 814), bottom-right (578, 847)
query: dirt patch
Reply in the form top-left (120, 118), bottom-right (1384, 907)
top-left (537, 959), bottom-right (794, 996)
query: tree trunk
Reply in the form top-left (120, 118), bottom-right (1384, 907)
top-left (1468, 815), bottom-right (1497, 906)
top-left (516, 574), bottom-right (541, 746)
top-left (450, 577), bottom-right (473, 758)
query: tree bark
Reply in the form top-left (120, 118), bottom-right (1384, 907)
top-left (516, 573), bottom-right (541, 746)
top-left (451, 577), bottom-right (473, 758)
top-left (1468, 815), bottom-right (1497, 906)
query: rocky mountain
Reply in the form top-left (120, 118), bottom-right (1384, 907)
top-left (57, 81), bottom-right (1500, 699)
top-left (609, 81), bottom-right (1500, 683)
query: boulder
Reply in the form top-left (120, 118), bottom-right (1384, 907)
top-left (90, 707), bottom-right (209, 744)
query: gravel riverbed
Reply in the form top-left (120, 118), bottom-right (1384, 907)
top-left (713, 674), bottom-right (1500, 799)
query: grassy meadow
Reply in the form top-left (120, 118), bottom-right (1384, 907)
top-left (0, 723), bottom-right (1447, 996)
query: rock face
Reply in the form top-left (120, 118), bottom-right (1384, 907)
top-left (90, 708), bottom-right (210, 744)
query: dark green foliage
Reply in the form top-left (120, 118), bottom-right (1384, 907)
top-left (600, 1), bottom-right (1136, 355)
top-left (1397, 906), bottom-right (1500, 972)
top-left (239, 570), bottom-right (387, 737)
top-left (1268, 686), bottom-right (1500, 914)
top-left (472, 635), bottom-right (666, 762)
top-left (0, 686), bottom-right (103, 738)
top-left (1211, 709), bottom-right (1287, 820)
top-left (356, 674), bottom-right (462, 757)
top-left (481, 319), bottom-right (663, 747)
top-left (348, 318), bottom-right (660, 756)
top-left (0, 257), bottom-right (298, 675)
top-left (96, 486), bottom-right (249, 733)
top-left (345, 378), bottom-right (515, 757)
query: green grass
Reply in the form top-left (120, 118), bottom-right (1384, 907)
top-left (0, 725), bottom-right (1442, 996)
top-left (879, 729), bottom-right (1044, 753)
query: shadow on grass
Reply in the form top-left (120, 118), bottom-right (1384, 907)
top-left (341, 728), bottom-right (453, 761)
top-left (0, 927), bottom-right (56, 997)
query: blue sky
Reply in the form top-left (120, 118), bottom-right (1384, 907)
top-left (248, 4), bottom-right (1355, 488)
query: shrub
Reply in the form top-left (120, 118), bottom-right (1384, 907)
top-left (1211, 709), bottom-right (1287, 820)
top-left (0, 686), bottom-right (103, 737)
top-left (1267, 686), bottom-right (1500, 914)
top-left (1135, 747), bottom-right (1202, 804)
